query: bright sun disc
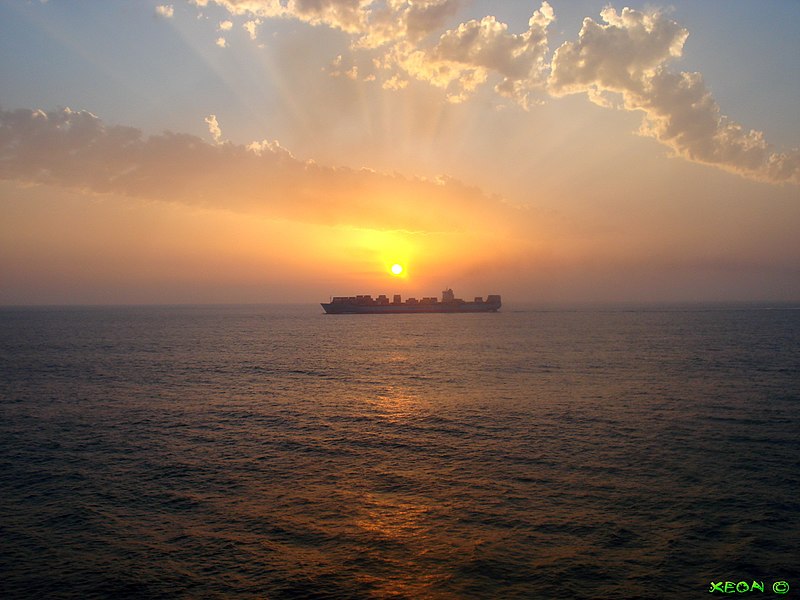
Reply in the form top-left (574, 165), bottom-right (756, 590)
top-left (391, 263), bottom-right (403, 275)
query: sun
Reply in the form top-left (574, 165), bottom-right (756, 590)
top-left (390, 263), bottom-right (404, 276)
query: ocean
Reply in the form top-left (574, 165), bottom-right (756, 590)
top-left (1, 304), bottom-right (798, 599)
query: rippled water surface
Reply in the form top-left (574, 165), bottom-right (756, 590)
top-left (1, 304), bottom-right (799, 598)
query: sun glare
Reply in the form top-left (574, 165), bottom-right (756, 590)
top-left (391, 263), bottom-right (404, 276)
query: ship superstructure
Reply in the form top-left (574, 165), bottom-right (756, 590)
top-left (321, 288), bottom-right (501, 314)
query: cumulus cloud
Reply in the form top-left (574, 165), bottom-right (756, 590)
top-left (243, 18), bottom-right (261, 40)
top-left (381, 41), bottom-right (485, 103)
top-left (190, 1), bottom-right (797, 184)
top-left (204, 114), bottom-right (223, 143)
top-left (328, 55), bottom-right (359, 80)
top-left (201, 0), bottom-right (371, 35)
top-left (155, 5), bottom-right (174, 18)
top-left (198, 0), bottom-right (552, 105)
top-left (403, 0), bottom-right (461, 40)
top-left (355, 0), bottom-right (462, 48)
top-left (0, 107), bottom-right (515, 232)
top-left (390, 3), bottom-right (555, 106)
top-left (549, 6), bottom-right (799, 184)
top-left (197, 0), bottom-right (462, 48)
top-left (550, 7), bottom-right (687, 97)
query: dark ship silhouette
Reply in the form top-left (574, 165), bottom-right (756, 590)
top-left (322, 288), bottom-right (501, 314)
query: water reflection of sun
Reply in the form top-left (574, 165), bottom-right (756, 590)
top-left (369, 386), bottom-right (418, 422)
top-left (353, 492), bottom-right (443, 596)
top-left (356, 492), bottom-right (429, 539)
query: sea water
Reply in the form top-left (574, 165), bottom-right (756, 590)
top-left (1, 304), bottom-right (798, 598)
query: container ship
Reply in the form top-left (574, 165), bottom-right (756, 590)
top-left (321, 288), bottom-right (501, 314)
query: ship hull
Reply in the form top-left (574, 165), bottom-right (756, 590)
top-left (321, 301), bottom-right (500, 314)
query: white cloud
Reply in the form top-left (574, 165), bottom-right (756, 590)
top-left (201, 0), bottom-right (371, 34)
top-left (219, 19), bottom-right (233, 31)
top-left (381, 73), bottom-right (408, 91)
top-left (354, 0), bottom-right (462, 48)
top-left (196, 0), bottom-right (550, 107)
top-left (204, 114), bottom-right (223, 144)
top-left (194, 0), bottom-right (462, 48)
top-left (216, 36), bottom-right (228, 48)
top-left (382, 41), bottom-right (486, 103)
top-left (437, 4), bottom-right (554, 107)
top-left (327, 54), bottom-right (359, 79)
top-left (549, 7), bottom-right (687, 96)
top-left (155, 4), bottom-right (174, 18)
top-left (380, 3), bottom-right (553, 107)
top-left (246, 137), bottom-right (294, 159)
top-left (243, 18), bottom-right (262, 40)
top-left (548, 6), bottom-right (799, 184)
top-left (181, 1), bottom-right (798, 184)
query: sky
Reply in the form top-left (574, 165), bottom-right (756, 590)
top-left (1, 0), bottom-right (798, 305)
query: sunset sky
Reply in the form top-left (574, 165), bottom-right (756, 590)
top-left (1, 1), bottom-right (798, 304)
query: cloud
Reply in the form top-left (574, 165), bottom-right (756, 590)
top-left (381, 73), bottom-right (407, 91)
top-left (197, 2), bottom-right (797, 184)
top-left (549, 7), bottom-right (687, 97)
top-left (637, 70), bottom-right (799, 183)
top-left (404, 0), bottom-right (461, 40)
top-left (202, 0), bottom-right (370, 34)
top-left (197, 0), bottom-right (462, 48)
top-left (380, 41), bottom-right (485, 103)
top-left (155, 4), bottom-right (174, 18)
top-left (219, 19), bottom-right (233, 31)
top-left (204, 114), bottom-right (223, 143)
top-left (197, 0), bottom-right (552, 106)
top-left (216, 36), bottom-right (228, 47)
top-left (243, 18), bottom-right (261, 40)
top-left (152, 3), bottom-right (798, 184)
top-left (328, 55), bottom-right (359, 80)
top-left (354, 0), bottom-right (462, 48)
top-left (0, 107), bottom-right (518, 233)
top-left (393, 3), bottom-right (554, 107)
top-left (549, 6), bottom-right (799, 184)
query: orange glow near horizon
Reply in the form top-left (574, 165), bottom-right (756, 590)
top-left (316, 221), bottom-right (529, 295)
top-left (0, 183), bottom-right (528, 304)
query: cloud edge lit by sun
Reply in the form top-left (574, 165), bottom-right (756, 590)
top-left (183, 0), bottom-right (798, 186)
